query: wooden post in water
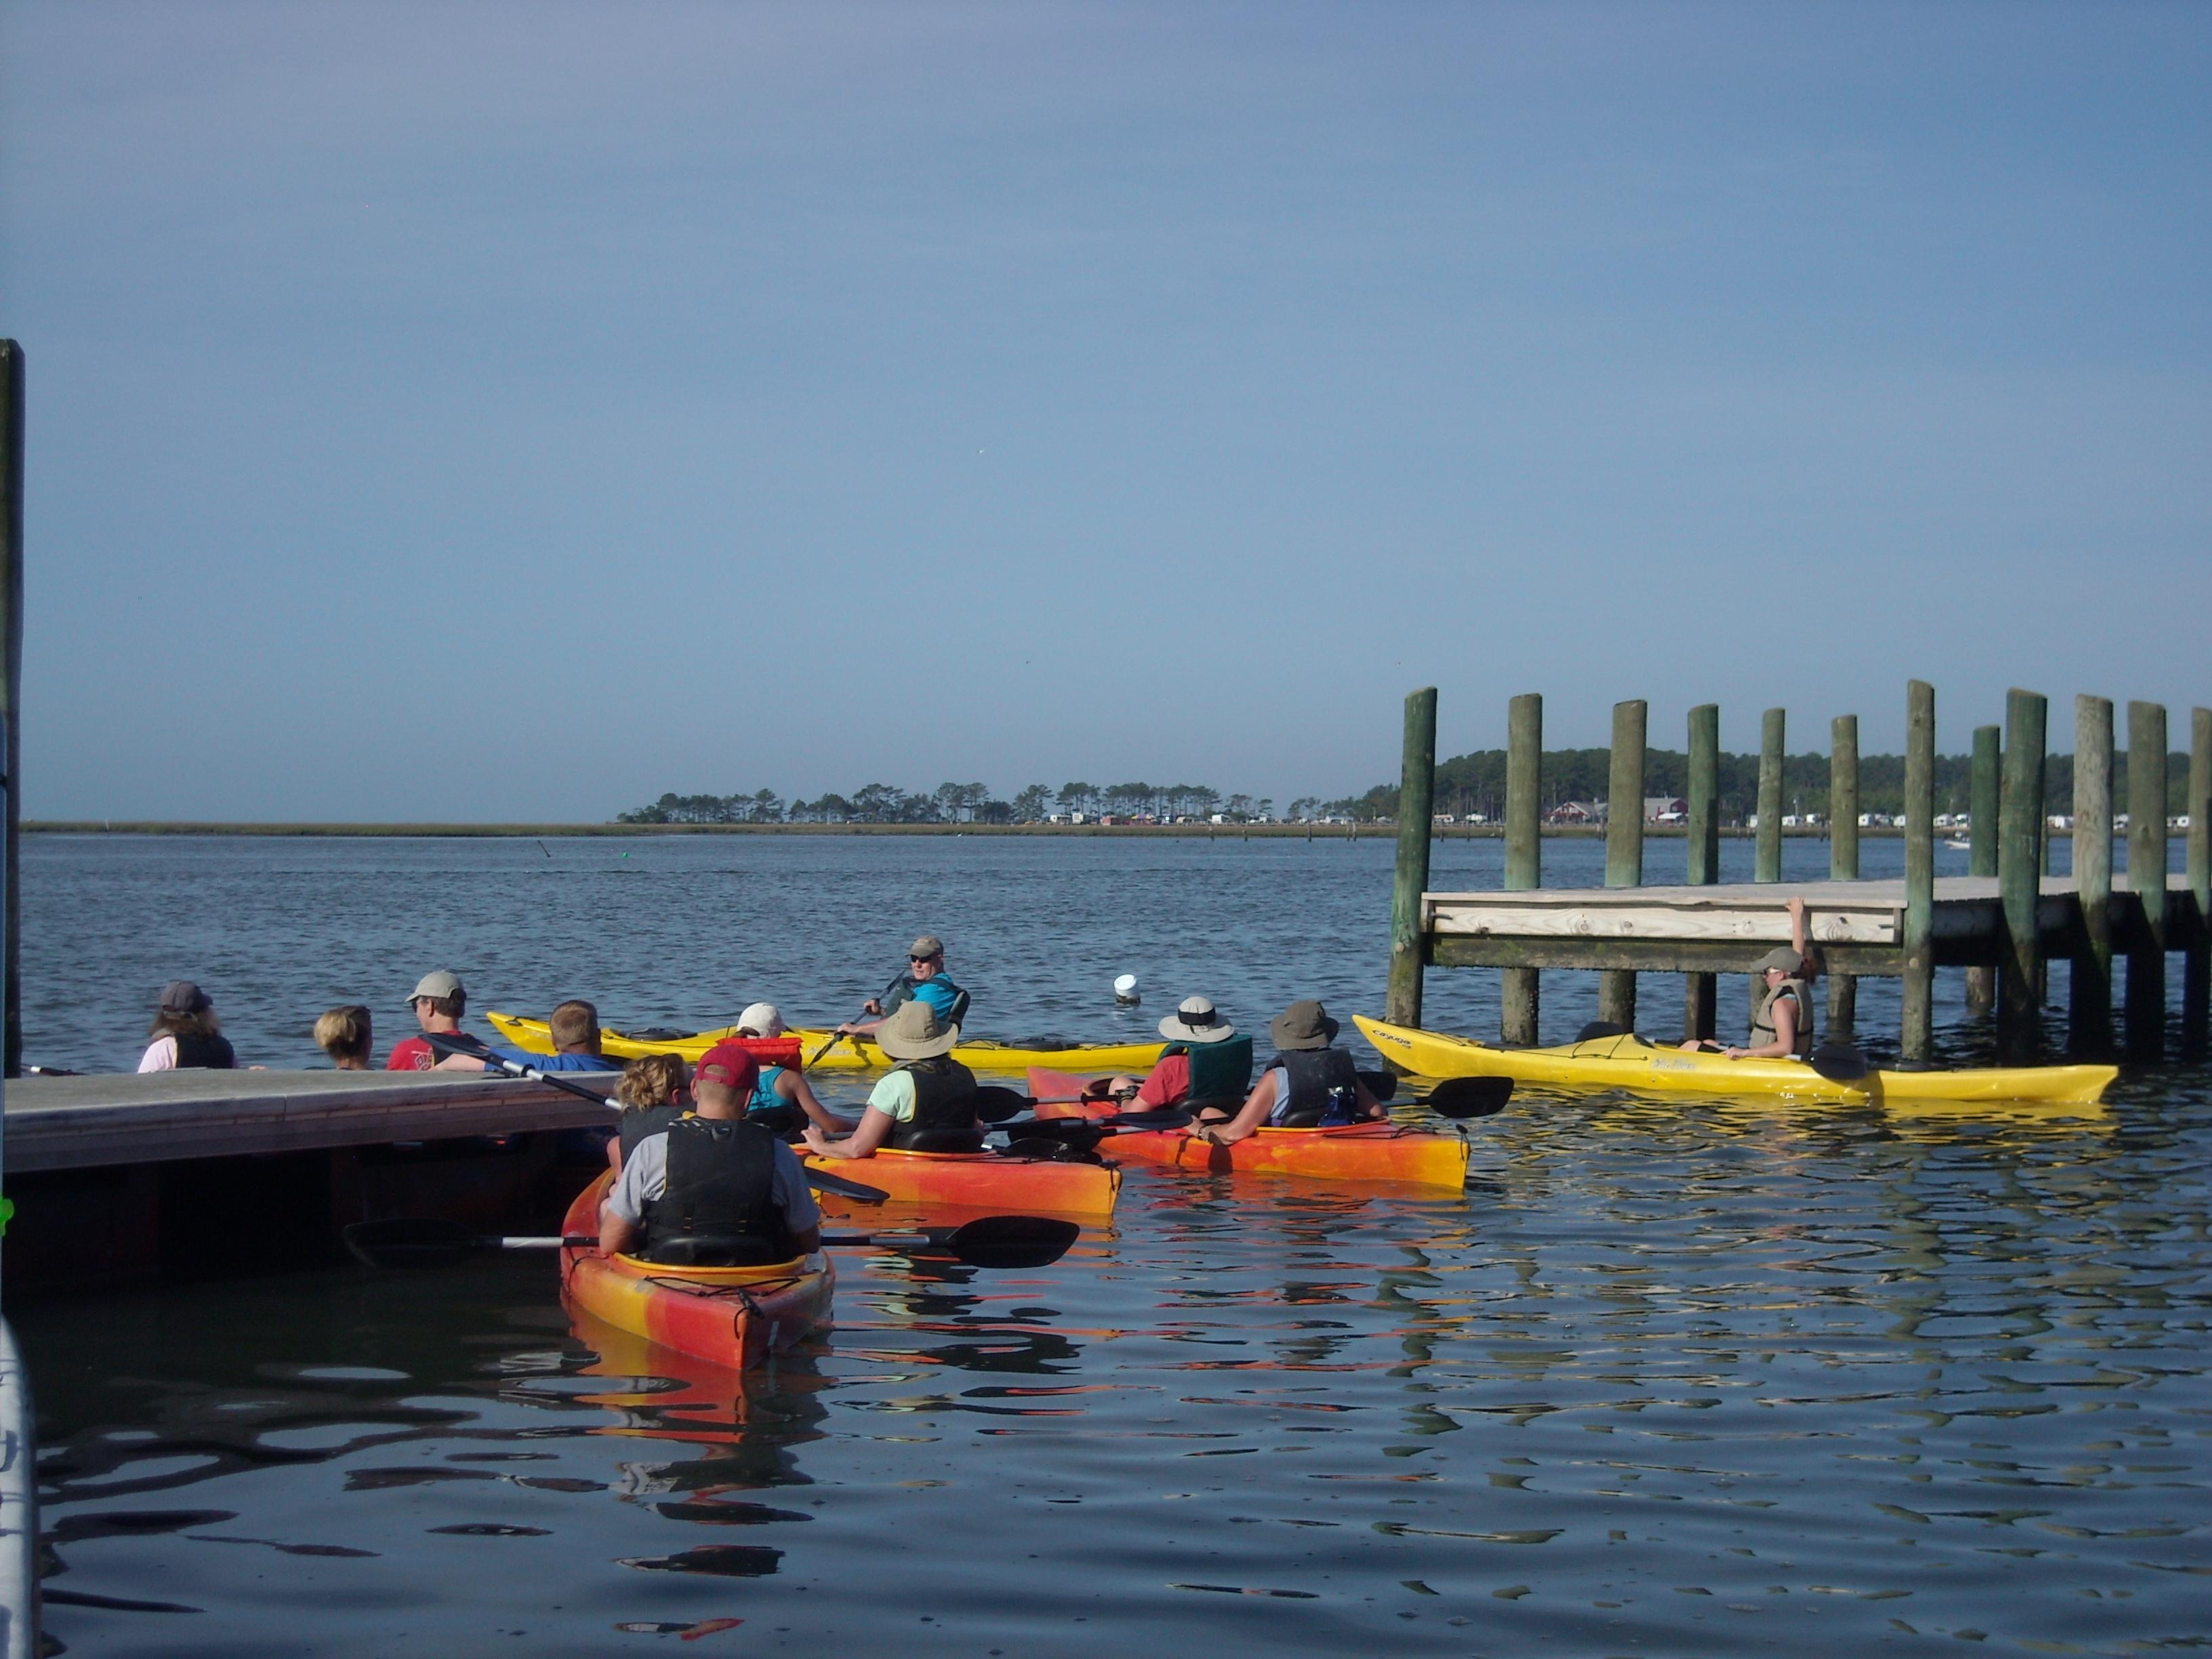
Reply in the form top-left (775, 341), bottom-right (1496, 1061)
top-left (1827, 714), bottom-right (1859, 1034)
top-left (1501, 694), bottom-right (1542, 1045)
top-left (1965, 724), bottom-right (2000, 1015)
top-left (1598, 699), bottom-right (1646, 1030)
top-left (2186, 708), bottom-right (2211, 1059)
top-left (1902, 680), bottom-right (1936, 1063)
top-left (1996, 689), bottom-right (2047, 1062)
top-left (1385, 687), bottom-right (1437, 1029)
top-left (0, 342), bottom-right (20, 1081)
top-left (2125, 700), bottom-right (2169, 1060)
top-left (1683, 703), bottom-right (1719, 1042)
top-left (2070, 695), bottom-right (2114, 1059)
top-left (1756, 709), bottom-right (1784, 883)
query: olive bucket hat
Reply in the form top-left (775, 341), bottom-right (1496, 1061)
top-left (1269, 1000), bottom-right (1338, 1052)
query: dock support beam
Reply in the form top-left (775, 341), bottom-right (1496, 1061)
top-left (1683, 703), bottom-right (1719, 1042)
top-left (1386, 687), bottom-right (1437, 1028)
top-left (2187, 708), bottom-right (2211, 1060)
top-left (1965, 724), bottom-right (2000, 1015)
top-left (1598, 699), bottom-right (1646, 1030)
top-left (1828, 714), bottom-right (1860, 1033)
top-left (1997, 689), bottom-right (2048, 1062)
top-left (1902, 680), bottom-right (1936, 1063)
top-left (2126, 701), bottom-right (2169, 1060)
top-left (0, 341), bottom-right (21, 1081)
top-left (2070, 696), bottom-right (2114, 1057)
top-left (1501, 694), bottom-right (1542, 1045)
top-left (1755, 709), bottom-right (1784, 883)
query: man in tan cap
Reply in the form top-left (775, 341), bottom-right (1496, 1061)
top-left (804, 1002), bottom-right (983, 1160)
top-left (387, 970), bottom-right (468, 1071)
top-left (836, 935), bottom-right (969, 1040)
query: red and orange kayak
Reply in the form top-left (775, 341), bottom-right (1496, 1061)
top-left (558, 1172), bottom-right (834, 1372)
top-left (798, 1145), bottom-right (1120, 1218)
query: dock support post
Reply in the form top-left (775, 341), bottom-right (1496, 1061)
top-left (2069, 696), bottom-right (2114, 1058)
top-left (1902, 680), bottom-right (1936, 1063)
top-left (1756, 708), bottom-right (1784, 883)
top-left (1597, 700), bottom-right (1646, 1029)
top-left (1828, 714), bottom-right (1860, 1033)
top-left (0, 341), bottom-right (20, 1081)
top-left (2125, 701), bottom-right (2169, 1060)
top-left (1997, 689), bottom-right (2048, 1062)
top-left (1683, 704), bottom-right (1719, 1042)
top-left (1501, 693), bottom-right (1542, 1045)
top-left (1386, 687), bottom-right (1437, 1029)
top-left (2186, 708), bottom-right (2210, 1060)
top-left (1965, 724), bottom-right (2000, 1015)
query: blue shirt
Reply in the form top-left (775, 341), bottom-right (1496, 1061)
top-left (489, 1047), bottom-right (621, 1073)
top-left (887, 973), bottom-right (963, 1021)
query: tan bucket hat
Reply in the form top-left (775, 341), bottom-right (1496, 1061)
top-left (874, 1000), bottom-right (961, 1061)
top-left (1269, 999), bottom-right (1338, 1051)
top-left (1158, 996), bottom-right (1236, 1044)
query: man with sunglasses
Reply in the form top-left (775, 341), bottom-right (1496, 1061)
top-left (836, 935), bottom-right (970, 1041)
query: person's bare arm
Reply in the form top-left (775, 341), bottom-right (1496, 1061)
top-left (790, 1223), bottom-right (821, 1253)
top-left (434, 1054), bottom-right (489, 1073)
top-left (780, 1069), bottom-right (851, 1136)
top-left (803, 1106), bottom-right (895, 1160)
top-left (1727, 994), bottom-right (1797, 1061)
top-left (1193, 1071), bottom-right (1278, 1146)
top-left (599, 1207), bottom-right (640, 1256)
top-left (1788, 895), bottom-right (1809, 958)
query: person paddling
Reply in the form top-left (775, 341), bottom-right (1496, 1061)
top-left (836, 936), bottom-right (969, 1040)
top-left (598, 1041), bottom-right (821, 1265)
top-left (733, 1003), bottom-right (846, 1137)
top-left (1103, 996), bottom-right (1254, 1111)
top-left (803, 1002), bottom-right (982, 1160)
top-left (1188, 1000), bottom-right (1384, 1147)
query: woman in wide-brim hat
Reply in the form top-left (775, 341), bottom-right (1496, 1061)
top-left (804, 1002), bottom-right (980, 1160)
top-left (1189, 999), bottom-right (1382, 1146)
top-left (1104, 996), bottom-right (1253, 1111)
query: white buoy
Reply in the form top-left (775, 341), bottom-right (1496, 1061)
top-left (1113, 973), bottom-right (1141, 1005)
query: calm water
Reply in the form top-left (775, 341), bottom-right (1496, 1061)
top-left (11, 833), bottom-right (2210, 1656)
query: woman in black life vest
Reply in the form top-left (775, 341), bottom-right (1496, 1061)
top-left (1187, 1000), bottom-right (1385, 1147)
top-left (137, 981), bottom-right (237, 1072)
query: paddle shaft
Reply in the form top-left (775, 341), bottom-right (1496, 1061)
top-left (806, 968), bottom-right (912, 1066)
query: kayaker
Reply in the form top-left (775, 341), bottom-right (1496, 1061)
top-left (1187, 1000), bottom-right (1384, 1146)
top-left (802, 1002), bottom-right (982, 1159)
top-left (1681, 897), bottom-right (1817, 1059)
top-left (137, 980), bottom-right (237, 1072)
top-left (314, 1005), bottom-right (373, 1070)
top-left (837, 935), bottom-right (969, 1040)
top-left (388, 970), bottom-right (470, 1071)
top-left (609, 1052), bottom-right (690, 1171)
top-left (436, 999), bottom-right (623, 1076)
top-left (599, 1041), bottom-right (821, 1265)
top-left (1103, 996), bottom-right (1254, 1110)
top-left (733, 1002), bottom-right (846, 1138)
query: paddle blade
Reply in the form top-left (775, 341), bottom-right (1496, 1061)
top-left (343, 1217), bottom-right (477, 1269)
top-left (1422, 1077), bottom-right (1514, 1119)
top-left (972, 1084), bottom-right (1033, 1124)
top-left (1809, 1040), bottom-right (1871, 1083)
top-left (1357, 1069), bottom-right (1399, 1103)
top-left (804, 1167), bottom-right (890, 1204)
top-left (940, 1215), bottom-right (1081, 1269)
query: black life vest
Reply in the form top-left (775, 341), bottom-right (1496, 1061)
top-left (618, 1103), bottom-right (686, 1162)
top-left (884, 1057), bottom-right (983, 1153)
top-left (173, 1031), bottom-right (237, 1070)
top-left (1271, 1047), bottom-right (1362, 1128)
top-left (639, 1117), bottom-right (796, 1267)
top-left (1161, 1035), bottom-right (1256, 1107)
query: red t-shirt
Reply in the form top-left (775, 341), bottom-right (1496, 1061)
top-left (386, 1034), bottom-right (438, 1071)
top-left (1135, 1052), bottom-right (1191, 1108)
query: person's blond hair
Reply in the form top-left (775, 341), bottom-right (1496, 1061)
top-left (548, 999), bottom-right (600, 1051)
top-left (314, 1004), bottom-right (373, 1065)
top-left (615, 1052), bottom-right (687, 1111)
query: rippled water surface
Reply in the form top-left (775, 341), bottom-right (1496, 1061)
top-left (12, 833), bottom-right (2210, 1655)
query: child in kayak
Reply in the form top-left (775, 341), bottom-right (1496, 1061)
top-left (732, 1002), bottom-right (847, 1137)
top-left (1187, 1000), bottom-right (1385, 1146)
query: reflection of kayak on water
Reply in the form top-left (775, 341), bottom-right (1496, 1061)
top-left (1353, 1015), bottom-right (2118, 1106)
top-left (488, 1010), bottom-right (1165, 1076)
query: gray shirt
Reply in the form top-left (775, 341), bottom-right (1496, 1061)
top-left (607, 1126), bottom-right (822, 1233)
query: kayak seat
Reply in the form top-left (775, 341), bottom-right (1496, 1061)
top-left (1574, 1021), bottom-right (1629, 1044)
top-left (638, 1233), bottom-right (792, 1268)
top-left (1000, 1136), bottom-right (1104, 1164)
top-left (623, 1026), bottom-right (689, 1042)
top-left (887, 1126), bottom-right (987, 1154)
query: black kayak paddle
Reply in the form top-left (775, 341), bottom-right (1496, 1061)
top-left (343, 1214), bottom-right (1080, 1272)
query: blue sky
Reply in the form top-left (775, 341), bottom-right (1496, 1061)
top-left (2, 1), bottom-right (2205, 820)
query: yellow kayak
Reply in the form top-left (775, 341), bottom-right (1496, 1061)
top-left (1353, 1015), bottom-right (2117, 1106)
top-left (486, 1011), bottom-right (1166, 1076)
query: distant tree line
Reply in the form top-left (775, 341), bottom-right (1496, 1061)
top-left (615, 781), bottom-right (1341, 825)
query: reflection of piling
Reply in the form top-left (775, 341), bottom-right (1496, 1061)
top-left (2070, 697), bottom-right (2114, 1057)
top-left (1998, 689), bottom-right (2048, 1061)
top-left (2127, 701), bottom-right (2169, 1059)
top-left (1965, 724), bottom-right (2000, 1015)
top-left (1683, 704), bottom-right (1719, 1042)
top-left (2188, 710), bottom-right (2211, 1060)
top-left (1828, 714), bottom-right (1860, 1034)
top-left (1501, 695), bottom-right (1542, 1045)
top-left (1, 340), bottom-right (20, 1080)
top-left (1598, 699), bottom-right (1645, 1029)
top-left (1386, 687), bottom-right (1437, 1028)
top-left (1902, 681), bottom-right (1936, 1062)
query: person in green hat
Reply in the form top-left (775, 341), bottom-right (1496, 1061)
top-left (803, 1001), bottom-right (984, 1160)
top-left (1187, 1000), bottom-right (1385, 1146)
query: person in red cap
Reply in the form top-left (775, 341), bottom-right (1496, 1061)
top-left (598, 1039), bottom-right (821, 1265)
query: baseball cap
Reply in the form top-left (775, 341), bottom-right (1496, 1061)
top-left (159, 980), bottom-right (211, 1015)
top-left (694, 1040), bottom-right (762, 1094)
top-left (735, 1002), bottom-right (785, 1037)
top-left (409, 970), bottom-right (466, 1003)
top-left (909, 935), bottom-right (945, 960)
top-left (1753, 947), bottom-right (1804, 975)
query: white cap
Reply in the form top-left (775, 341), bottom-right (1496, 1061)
top-left (735, 1002), bottom-right (784, 1036)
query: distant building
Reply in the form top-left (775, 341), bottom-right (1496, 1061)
top-left (1643, 796), bottom-right (1688, 823)
top-left (1544, 800), bottom-right (1603, 825)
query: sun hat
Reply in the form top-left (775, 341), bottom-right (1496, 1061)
top-left (1269, 1000), bottom-right (1338, 1052)
top-left (159, 980), bottom-right (211, 1015)
top-left (1159, 995), bottom-right (1236, 1044)
top-left (909, 935), bottom-right (945, 962)
top-left (1753, 947), bottom-right (1805, 975)
top-left (693, 1040), bottom-right (762, 1094)
top-left (874, 1000), bottom-right (961, 1061)
top-left (409, 970), bottom-right (466, 1003)
top-left (735, 1002), bottom-right (785, 1037)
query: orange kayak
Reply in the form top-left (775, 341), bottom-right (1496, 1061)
top-left (559, 1173), bottom-right (834, 1372)
top-left (798, 1145), bottom-right (1121, 1218)
top-left (1028, 1065), bottom-right (1469, 1190)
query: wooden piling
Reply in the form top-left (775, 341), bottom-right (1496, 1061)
top-left (2186, 708), bottom-right (2210, 1059)
top-left (1996, 689), bottom-right (2047, 1061)
top-left (1683, 703), bottom-right (1719, 1042)
top-left (1755, 708), bottom-right (1784, 883)
top-left (1964, 724), bottom-right (1999, 1015)
top-left (1827, 714), bottom-right (1860, 1033)
top-left (1598, 699), bottom-right (1646, 1029)
top-left (0, 341), bottom-right (20, 1082)
top-left (1386, 687), bottom-right (1438, 1028)
top-left (2125, 700), bottom-right (2168, 1059)
top-left (2070, 695), bottom-right (2114, 1058)
top-left (1501, 693), bottom-right (1542, 1045)
top-left (1902, 680), bottom-right (1936, 1062)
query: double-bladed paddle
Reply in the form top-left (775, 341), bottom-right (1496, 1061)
top-left (422, 1031), bottom-right (888, 1204)
top-left (806, 968), bottom-right (918, 1066)
top-left (342, 1214), bottom-right (1080, 1271)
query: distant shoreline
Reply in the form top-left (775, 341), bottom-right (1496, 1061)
top-left (24, 819), bottom-right (1910, 840)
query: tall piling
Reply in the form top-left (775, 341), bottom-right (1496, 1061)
top-left (1756, 709), bottom-right (1784, 883)
top-left (2070, 695), bottom-right (2114, 1058)
top-left (1902, 680), bottom-right (1936, 1063)
top-left (1828, 714), bottom-right (1860, 1033)
top-left (1386, 688), bottom-right (1438, 1028)
top-left (0, 342), bottom-right (20, 1081)
top-left (1683, 703), bottom-right (1719, 1042)
top-left (1501, 694), bottom-right (1542, 1045)
top-left (1597, 700), bottom-right (1646, 1029)
top-left (2186, 708), bottom-right (2211, 1059)
top-left (1965, 724), bottom-right (2000, 1014)
top-left (1996, 689), bottom-right (2048, 1062)
top-left (2125, 701), bottom-right (2169, 1059)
